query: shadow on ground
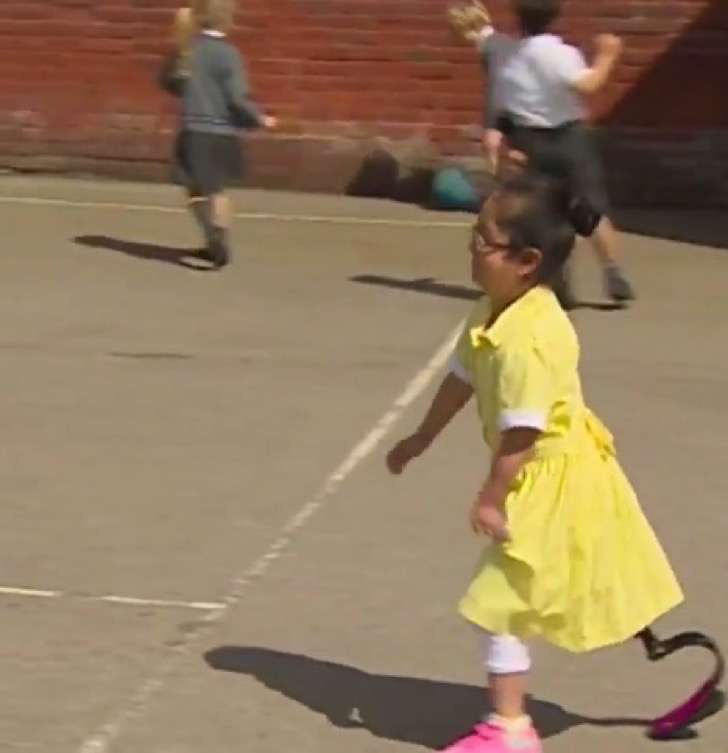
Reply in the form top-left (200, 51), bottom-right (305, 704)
top-left (350, 274), bottom-right (624, 311)
top-left (74, 235), bottom-right (211, 270)
top-left (204, 646), bottom-right (646, 749)
top-left (352, 274), bottom-right (480, 302)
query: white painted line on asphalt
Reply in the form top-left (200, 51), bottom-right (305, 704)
top-left (0, 586), bottom-right (62, 599)
top-left (0, 195), bottom-right (179, 215)
top-left (0, 194), bottom-right (470, 228)
top-left (93, 595), bottom-right (226, 611)
top-left (0, 586), bottom-right (225, 612)
top-left (76, 320), bottom-right (464, 753)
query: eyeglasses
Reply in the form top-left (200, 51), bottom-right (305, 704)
top-left (471, 227), bottom-right (513, 255)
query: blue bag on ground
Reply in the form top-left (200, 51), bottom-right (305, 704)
top-left (431, 167), bottom-right (480, 212)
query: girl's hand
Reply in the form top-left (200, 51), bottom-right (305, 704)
top-left (263, 115), bottom-right (278, 129)
top-left (470, 497), bottom-right (510, 542)
top-left (386, 433), bottom-right (430, 475)
top-left (470, 428), bottom-right (537, 540)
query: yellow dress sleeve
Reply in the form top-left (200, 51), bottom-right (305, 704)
top-left (449, 324), bottom-right (473, 384)
top-left (495, 340), bottom-right (555, 432)
top-left (449, 298), bottom-right (490, 386)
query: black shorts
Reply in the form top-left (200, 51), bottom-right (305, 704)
top-left (503, 120), bottom-right (611, 217)
top-left (173, 130), bottom-right (245, 197)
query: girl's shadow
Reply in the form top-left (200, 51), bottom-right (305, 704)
top-left (74, 235), bottom-right (212, 270)
top-left (204, 646), bottom-right (645, 749)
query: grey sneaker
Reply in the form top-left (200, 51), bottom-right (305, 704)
top-left (605, 265), bottom-right (636, 302)
top-left (209, 227), bottom-right (231, 269)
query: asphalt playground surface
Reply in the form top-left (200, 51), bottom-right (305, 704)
top-left (0, 176), bottom-right (726, 753)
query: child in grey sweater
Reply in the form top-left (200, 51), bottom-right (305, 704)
top-left (449, 2), bottom-right (516, 174)
top-left (160, 0), bottom-right (276, 268)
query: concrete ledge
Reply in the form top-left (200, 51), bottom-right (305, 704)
top-left (1, 127), bottom-right (727, 208)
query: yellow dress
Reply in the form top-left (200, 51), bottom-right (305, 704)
top-left (454, 286), bottom-right (684, 652)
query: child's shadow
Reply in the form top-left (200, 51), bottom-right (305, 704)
top-left (204, 646), bottom-right (644, 749)
top-left (349, 275), bottom-right (624, 311)
top-left (74, 235), bottom-right (211, 270)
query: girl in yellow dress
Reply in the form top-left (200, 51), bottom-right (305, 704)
top-left (387, 175), bottom-right (684, 753)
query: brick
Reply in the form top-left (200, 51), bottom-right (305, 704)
top-left (0, 0), bottom-right (725, 205)
top-left (0, 4), bottom-right (52, 20)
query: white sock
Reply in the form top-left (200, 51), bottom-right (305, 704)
top-left (486, 713), bottom-right (532, 731)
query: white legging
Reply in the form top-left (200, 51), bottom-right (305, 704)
top-left (476, 627), bottom-right (531, 674)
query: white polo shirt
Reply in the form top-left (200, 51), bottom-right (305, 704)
top-left (496, 34), bottom-right (588, 128)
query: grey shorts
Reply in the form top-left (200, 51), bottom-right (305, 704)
top-left (503, 120), bottom-right (611, 218)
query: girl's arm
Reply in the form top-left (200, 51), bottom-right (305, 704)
top-left (417, 372), bottom-right (474, 444)
top-left (470, 427), bottom-right (540, 540)
top-left (220, 48), bottom-right (266, 129)
top-left (387, 372), bottom-right (473, 475)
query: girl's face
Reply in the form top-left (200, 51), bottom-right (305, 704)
top-left (470, 194), bottom-right (542, 303)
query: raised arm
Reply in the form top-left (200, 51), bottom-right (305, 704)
top-left (572, 33), bottom-right (623, 96)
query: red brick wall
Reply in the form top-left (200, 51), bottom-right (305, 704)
top-left (0, 0), bottom-right (726, 204)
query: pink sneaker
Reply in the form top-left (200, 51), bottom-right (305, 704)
top-left (442, 719), bottom-right (542, 753)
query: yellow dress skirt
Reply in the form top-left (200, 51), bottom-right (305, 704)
top-left (459, 412), bottom-right (685, 653)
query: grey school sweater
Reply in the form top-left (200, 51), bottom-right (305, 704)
top-left (479, 31), bottom-right (518, 129)
top-left (159, 32), bottom-right (264, 133)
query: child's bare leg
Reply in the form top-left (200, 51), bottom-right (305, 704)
top-left (589, 215), bottom-right (619, 265)
top-left (207, 192), bottom-right (233, 268)
top-left (590, 216), bottom-right (636, 302)
top-left (210, 192), bottom-right (232, 229)
top-left (489, 672), bottom-right (528, 718)
top-left (484, 632), bottom-right (530, 719)
top-left (438, 630), bottom-right (541, 751)
top-left (187, 194), bottom-right (214, 248)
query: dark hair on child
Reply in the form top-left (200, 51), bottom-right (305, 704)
top-left (494, 174), bottom-right (599, 284)
top-left (515, 0), bottom-right (562, 36)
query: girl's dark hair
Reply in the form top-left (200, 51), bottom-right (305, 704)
top-left (494, 174), bottom-right (599, 284)
top-left (515, 0), bottom-right (562, 36)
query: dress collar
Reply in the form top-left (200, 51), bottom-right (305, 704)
top-left (469, 286), bottom-right (555, 349)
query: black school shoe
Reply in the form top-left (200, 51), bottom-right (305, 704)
top-left (205, 227), bottom-right (231, 269)
top-left (604, 265), bottom-right (636, 303)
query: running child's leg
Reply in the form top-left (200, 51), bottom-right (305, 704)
top-left (442, 629), bottom-right (542, 753)
top-left (590, 216), bottom-right (635, 302)
top-left (209, 192), bottom-right (232, 267)
top-left (483, 632), bottom-right (531, 720)
top-left (187, 192), bottom-right (216, 249)
top-left (567, 127), bottom-right (635, 302)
